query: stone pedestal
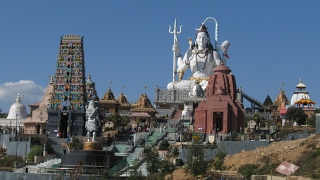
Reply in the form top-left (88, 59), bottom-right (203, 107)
top-left (83, 142), bottom-right (102, 150)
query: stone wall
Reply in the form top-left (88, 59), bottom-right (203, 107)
top-left (0, 172), bottom-right (111, 180)
top-left (1, 134), bottom-right (30, 157)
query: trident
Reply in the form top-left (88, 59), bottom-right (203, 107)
top-left (169, 19), bottom-right (182, 82)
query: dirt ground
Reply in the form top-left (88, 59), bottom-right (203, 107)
top-left (223, 135), bottom-right (319, 171)
top-left (166, 134), bottom-right (320, 180)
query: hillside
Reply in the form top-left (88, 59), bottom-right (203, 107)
top-left (223, 134), bottom-right (320, 179)
top-left (167, 134), bottom-right (320, 179)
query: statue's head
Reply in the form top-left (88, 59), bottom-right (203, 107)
top-left (193, 23), bottom-right (214, 50)
top-left (89, 100), bottom-right (95, 108)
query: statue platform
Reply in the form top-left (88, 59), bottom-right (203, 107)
top-left (83, 141), bottom-right (102, 150)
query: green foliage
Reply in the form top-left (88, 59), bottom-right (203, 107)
top-left (46, 143), bottom-right (54, 154)
top-left (0, 155), bottom-right (20, 167)
top-left (238, 164), bottom-right (258, 179)
top-left (30, 137), bottom-right (42, 146)
top-left (105, 113), bottom-right (122, 127)
top-left (224, 132), bottom-right (240, 141)
top-left (285, 107), bottom-right (307, 125)
top-left (160, 159), bottom-right (175, 176)
top-left (184, 144), bottom-right (209, 177)
top-left (68, 136), bottom-right (84, 150)
top-left (158, 140), bottom-right (170, 150)
top-left (126, 167), bottom-right (145, 180)
top-left (255, 156), bottom-right (278, 175)
top-left (145, 149), bottom-right (160, 175)
top-left (307, 114), bottom-right (316, 127)
top-left (213, 147), bottom-right (227, 171)
top-left (104, 127), bottom-right (110, 132)
top-left (294, 147), bottom-right (320, 179)
top-left (27, 145), bottom-right (42, 160)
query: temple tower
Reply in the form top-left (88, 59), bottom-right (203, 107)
top-left (47, 35), bottom-right (89, 138)
top-left (194, 65), bottom-right (244, 134)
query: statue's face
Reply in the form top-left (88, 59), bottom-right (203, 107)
top-left (196, 32), bottom-right (209, 48)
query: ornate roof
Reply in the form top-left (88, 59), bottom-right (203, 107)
top-left (263, 95), bottom-right (273, 107)
top-left (100, 87), bottom-right (119, 104)
top-left (296, 78), bottom-right (306, 88)
top-left (117, 92), bottom-right (131, 108)
top-left (272, 89), bottom-right (289, 106)
top-left (131, 93), bottom-right (156, 113)
top-left (7, 94), bottom-right (27, 119)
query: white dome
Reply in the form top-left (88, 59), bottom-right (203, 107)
top-left (290, 78), bottom-right (310, 105)
top-left (291, 93), bottom-right (310, 105)
top-left (7, 94), bottom-right (27, 119)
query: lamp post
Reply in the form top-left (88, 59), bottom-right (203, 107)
top-left (25, 145), bottom-right (28, 168)
top-left (16, 113), bottom-right (18, 136)
top-left (267, 112), bottom-right (270, 131)
top-left (15, 141), bottom-right (19, 167)
top-left (10, 121), bottom-right (12, 139)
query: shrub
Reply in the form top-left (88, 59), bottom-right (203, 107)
top-left (238, 164), bottom-right (258, 179)
top-left (27, 145), bottom-right (42, 160)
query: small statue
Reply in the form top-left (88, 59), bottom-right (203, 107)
top-left (85, 100), bottom-right (100, 142)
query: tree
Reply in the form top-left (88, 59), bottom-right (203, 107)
top-left (158, 140), bottom-right (170, 150)
top-left (27, 145), bottom-right (42, 160)
top-left (307, 114), bottom-right (316, 127)
top-left (184, 144), bottom-right (209, 177)
top-left (145, 149), bottom-right (161, 175)
top-left (238, 164), bottom-right (258, 179)
top-left (285, 107), bottom-right (307, 125)
top-left (212, 147), bottom-right (227, 171)
top-left (68, 136), bottom-right (84, 150)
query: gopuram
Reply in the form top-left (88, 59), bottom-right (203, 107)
top-left (46, 35), bottom-right (101, 138)
top-left (154, 17), bottom-right (244, 134)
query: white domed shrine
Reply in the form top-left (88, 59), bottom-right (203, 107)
top-left (290, 78), bottom-right (311, 105)
top-left (7, 93), bottom-right (27, 119)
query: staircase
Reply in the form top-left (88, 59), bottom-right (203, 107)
top-left (48, 137), bottom-right (67, 158)
top-left (171, 110), bottom-right (182, 120)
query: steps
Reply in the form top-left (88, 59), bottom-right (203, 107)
top-left (48, 137), bottom-right (67, 158)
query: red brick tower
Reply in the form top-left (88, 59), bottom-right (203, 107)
top-left (194, 65), bottom-right (244, 134)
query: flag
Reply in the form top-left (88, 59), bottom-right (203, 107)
top-left (281, 82), bottom-right (285, 86)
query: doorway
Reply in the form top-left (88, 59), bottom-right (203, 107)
top-left (213, 112), bottom-right (223, 132)
top-left (36, 125), bottom-right (40, 134)
top-left (60, 114), bottom-right (68, 138)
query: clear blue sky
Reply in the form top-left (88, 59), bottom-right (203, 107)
top-left (1, 1), bottom-right (319, 113)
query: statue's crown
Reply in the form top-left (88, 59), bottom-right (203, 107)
top-left (197, 23), bottom-right (208, 33)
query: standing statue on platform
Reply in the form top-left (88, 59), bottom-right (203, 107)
top-left (85, 100), bottom-right (100, 142)
top-left (167, 19), bottom-right (230, 92)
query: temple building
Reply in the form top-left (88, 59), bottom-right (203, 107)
top-left (44, 35), bottom-right (94, 138)
top-left (130, 93), bottom-right (157, 127)
top-left (193, 65), bottom-right (244, 134)
top-left (289, 78), bottom-right (316, 117)
top-left (269, 89), bottom-right (290, 126)
top-left (0, 94), bottom-right (26, 134)
top-left (24, 78), bottom-right (53, 134)
top-left (100, 88), bottom-right (121, 116)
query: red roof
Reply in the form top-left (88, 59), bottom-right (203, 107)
top-left (130, 112), bottom-right (150, 117)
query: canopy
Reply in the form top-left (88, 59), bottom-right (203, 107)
top-left (130, 112), bottom-right (150, 117)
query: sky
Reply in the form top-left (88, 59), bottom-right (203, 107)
top-left (0, 1), bottom-right (320, 113)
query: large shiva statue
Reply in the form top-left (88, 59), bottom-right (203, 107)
top-left (167, 18), bottom-right (231, 93)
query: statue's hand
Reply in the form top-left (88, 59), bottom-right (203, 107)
top-left (173, 37), bottom-right (181, 56)
top-left (220, 40), bottom-right (230, 53)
